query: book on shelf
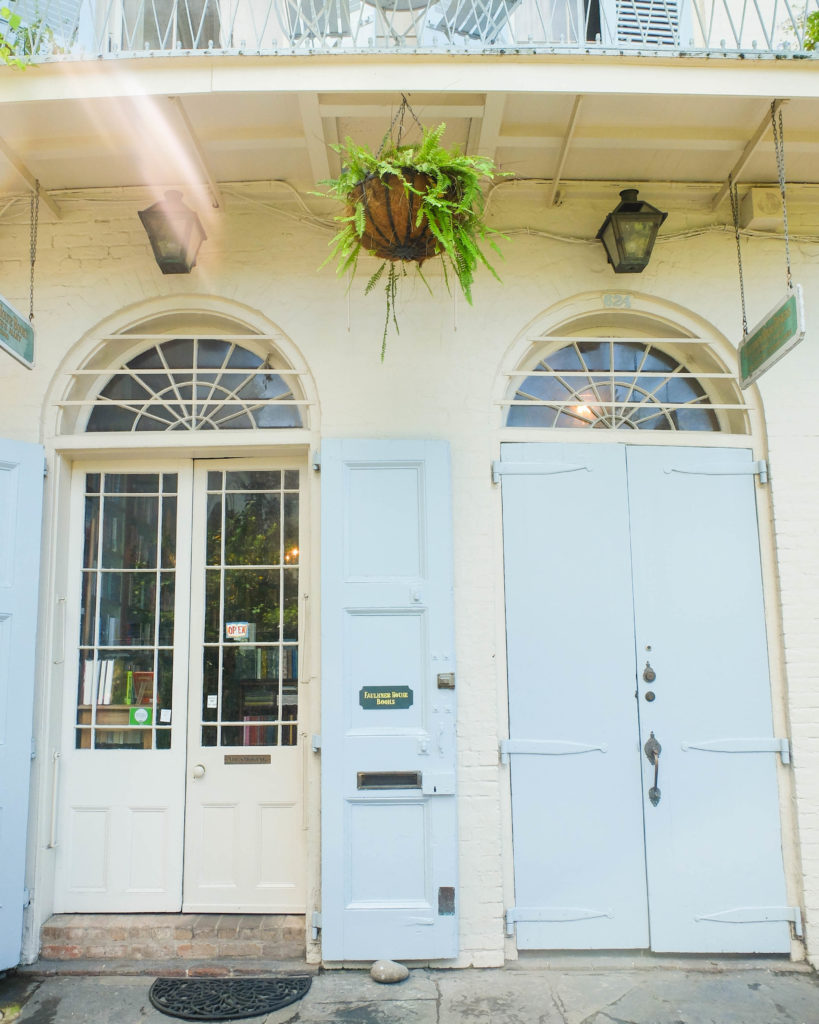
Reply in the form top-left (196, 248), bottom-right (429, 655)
top-left (132, 671), bottom-right (154, 705)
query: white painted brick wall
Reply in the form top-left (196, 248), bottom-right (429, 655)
top-left (2, 189), bottom-right (818, 966)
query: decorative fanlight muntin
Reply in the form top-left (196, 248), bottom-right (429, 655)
top-left (138, 190), bottom-right (207, 274)
top-left (596, 188), bottom-right (668, 273)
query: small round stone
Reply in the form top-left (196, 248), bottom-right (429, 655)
top-left (370, 959), bottom-right (409, 984)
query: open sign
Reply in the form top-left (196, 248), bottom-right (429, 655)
top-left (226, 621), bottom-right (250, 641)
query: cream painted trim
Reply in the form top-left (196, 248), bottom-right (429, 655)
top-left (7, 56), bottom-right (819, 108)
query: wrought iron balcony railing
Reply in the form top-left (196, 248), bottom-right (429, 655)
top-left (7, 0), bottom-right (819, 60)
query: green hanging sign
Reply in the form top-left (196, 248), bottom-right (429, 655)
top-left (739, 285), bottom-right (804, 389)
top-left (0, 294), bottom-right (34, 369)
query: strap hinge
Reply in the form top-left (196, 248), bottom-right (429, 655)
top-left (311, 911), bottom-right (322, 939)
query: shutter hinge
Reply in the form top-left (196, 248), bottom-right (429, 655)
top-left (31, 736), bottom-right (36, 760)
top-left (754, 459), bottom-right (768, 484)
top-left (491, 460), bottom-right (590, 484)
top-left (311, 734), bottom-right (321, 752)
top-left (43, 458), bottom-right (48, 478)
top-left (311, 911), bottom-right (322, 939)
top-left (696, 905), bottom-right (803, 938)
top-left (23, 888), bottom-right (32, 908)
top-left (312, 451), bottom-right (321, 472)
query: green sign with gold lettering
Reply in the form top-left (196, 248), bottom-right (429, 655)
top-left (0, 294), bottom-right (34, 369)
top-left (739, 286), bottom-right (804, 389)
top-left (359, 687), bottom-right (414, 709)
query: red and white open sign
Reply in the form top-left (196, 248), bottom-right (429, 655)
top-left (225, 621), bottom-right (250, 641)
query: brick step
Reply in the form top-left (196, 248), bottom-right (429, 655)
top-left (40, 913), bottom-right (306, 961)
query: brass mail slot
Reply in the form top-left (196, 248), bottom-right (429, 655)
top-left (224, 754), bottom-right (271, 765)
top-left (357, 771), bottom-right (422, 790)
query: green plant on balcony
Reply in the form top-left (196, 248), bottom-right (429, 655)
top-left (806, 9), bottom-right (819, 48)
top-left (321, 119), bottom-right (505, 358)
top-left (0, 5), bottom-right (25, 65)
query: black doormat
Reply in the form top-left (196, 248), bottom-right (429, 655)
top-left (149, 976), bottom-right (312, 1021)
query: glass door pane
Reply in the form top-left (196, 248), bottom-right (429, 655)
top-left (76, 471), bottom-right (178, 750)
top-left (201, 469), bottom-right (299, 747)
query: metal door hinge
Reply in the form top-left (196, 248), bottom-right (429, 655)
top-left (312, 452), bottom-right (321, 471)
top-left (311, 911), bottom-right (322, 939)
top-left (695, 905), bottom-right (802, 937)
top-left (31, 737), bottom-right (36, 760)
top-left (681, 736), bottom-right (791, 765)
top-left (491, 460), bottom-right (590, 485)
top-left (500, 738), bottom-right (608, 764)
top-left (505, 905), bottom-right (613, 936)
top-left (664, 459), bottom-right (768, 484)
top-left (23, 888), bottom-right (32, 908)
top-left (311, 735), bottom-right (321, 752)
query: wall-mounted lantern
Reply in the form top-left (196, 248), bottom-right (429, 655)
top-left (596, 188), bottom-right (667, 273)
top-left (138, 190), bottom-right (207, 274)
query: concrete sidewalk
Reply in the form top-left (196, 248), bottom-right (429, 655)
top-left (3, 957), bottom-right (819, 1024)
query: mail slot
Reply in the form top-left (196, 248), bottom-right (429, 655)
top-left (357, 771), bottom-right (422, 790)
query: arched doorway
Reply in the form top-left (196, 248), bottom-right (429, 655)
top-left (496, 307), bottom-right (797, 954)
top-left (52, 310), bottom-right (315, 915)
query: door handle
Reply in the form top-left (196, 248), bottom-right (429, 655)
top-left (192, 763), bottom-right (206, 779)
top-left (643, 732), bottom-right (661, 806)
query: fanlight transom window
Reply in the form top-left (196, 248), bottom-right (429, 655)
top-left (85, 338), bottom-right (302, 432)
top-left (507, 340), bottom-right (739, 432)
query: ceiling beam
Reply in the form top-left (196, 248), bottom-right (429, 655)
top-left (0, 136), bottom-right (61, 219)
top-left (169, 96), bottom-right (224, 210)
top-left (711, 98), bottom-right (786, 212)
top-left (299, 92), bottom-right (331, 187)
top-left (548, 95), bottom-right (583, 207)
top-left (477, 94), bottom-right (506, 165)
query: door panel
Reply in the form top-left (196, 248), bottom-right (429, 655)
top-left (320, 440), bottom-right (458, 961)
top-left (0, 439), bottom-right (44, 970)
top-left (182, 463), bottom-right (305, 912)
top-left (501, 443), bottom-right (649, 949)
top-left (627, 446), bottom-right (790, 953)
top-left (501, 442), bottom-right (790, 953)
top-left (55, 466), bottom-right (190, 912)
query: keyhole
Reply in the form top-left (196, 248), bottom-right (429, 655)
top-left (643, 661), bottom-right (656, 683)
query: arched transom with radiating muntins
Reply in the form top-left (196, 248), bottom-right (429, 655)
top-left (56, 313), bottom-right (311, 435)
top-left (505, 332), bottom-right (749, 434)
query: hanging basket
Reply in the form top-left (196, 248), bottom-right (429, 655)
top-left (348, 170), bottom-right (440, 264)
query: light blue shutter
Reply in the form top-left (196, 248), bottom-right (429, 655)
top-left (320, 440), bottom-right (458, 962)
top-left (0, 439), bottom-right (45, 970)
top-left (628, 446), bottom-right (791, 953)
top-left (500, 443), bottom-right (649, 949)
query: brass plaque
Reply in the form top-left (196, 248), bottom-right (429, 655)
top-left (224, 754), bottom-right (271, 765)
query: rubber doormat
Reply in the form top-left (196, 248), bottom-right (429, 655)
top-left (149, 976), bottom-right (312, 1021)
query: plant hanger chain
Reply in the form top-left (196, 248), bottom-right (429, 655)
top-left (771, 100), bottom-right (793, 292)
top-left (377, 94), bottom-right (424, 158)
top-left (29, 179), bottom-right (40, 324)
top-left (729, 173), bottom-right (748, 338)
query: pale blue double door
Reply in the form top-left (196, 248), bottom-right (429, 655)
top-left (501, 442), bottom-right (793, 953)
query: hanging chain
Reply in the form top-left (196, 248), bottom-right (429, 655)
top-left (377, 94), bottom-right (425, 157)
top-left (728, 174), bottom-right (748, 338)
top-left (29, 180), bottom-right (40, 324)
top-left (770, 101), bottom-right (793, 292)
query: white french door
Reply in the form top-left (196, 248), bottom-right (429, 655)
top-left (183, 461), bottom-right (305, 912)
top-left (55, 458), bottom-right (305, 913)
top-left (500, 442), bottom-right (794, 953)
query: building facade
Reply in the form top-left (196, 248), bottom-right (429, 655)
top-left (0, 0), bottom-right (818, 969)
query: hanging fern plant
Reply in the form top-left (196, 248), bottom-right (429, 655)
top-left (320, 111), bottom-right (505, 358)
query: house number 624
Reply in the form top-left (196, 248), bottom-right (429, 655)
top-left (603, 293), bottom-right (632, 308)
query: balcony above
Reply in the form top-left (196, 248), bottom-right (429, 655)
top-left (9, 0), bottom-right (819, 59)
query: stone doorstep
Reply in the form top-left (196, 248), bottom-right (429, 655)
top-left (38, 914), bottom-right (307, 962)
top-left (20, 957), bottom-right (316, 978)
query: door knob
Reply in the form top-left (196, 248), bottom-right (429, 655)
top-left (192, 763), bottom-right (206, 779)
